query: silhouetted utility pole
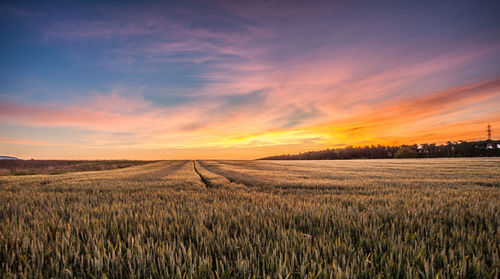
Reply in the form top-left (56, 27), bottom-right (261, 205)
top-left (487, 124), bottom-right (492, 140)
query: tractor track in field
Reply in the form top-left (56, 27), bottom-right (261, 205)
top-left (196, 161), bottom-right (253, 190)
top-left (192, 160), bottom-right (212, 188)
top-left (198, 160), bottom-right (238, 184)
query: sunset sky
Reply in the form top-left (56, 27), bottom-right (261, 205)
top-left (1, 1), bottom-right (500, 159)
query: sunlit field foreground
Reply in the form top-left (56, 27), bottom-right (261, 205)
top-left (0, 158), bottom-right (499, 278)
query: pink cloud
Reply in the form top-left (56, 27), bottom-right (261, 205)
top-left (0, 139), bottom-right (59, 146)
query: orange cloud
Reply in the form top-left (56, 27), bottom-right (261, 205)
top-left (309, 78), bottom-right (500, 145)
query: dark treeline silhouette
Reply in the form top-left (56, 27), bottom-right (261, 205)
top-left (260, 140), bottom-right (500, 160)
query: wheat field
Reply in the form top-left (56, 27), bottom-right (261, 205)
top-left (0, 158), bottom-right (499, 278)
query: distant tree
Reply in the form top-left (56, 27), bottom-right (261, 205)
top-left (389, 147), bottom-right (418, 158)
top-left (260, 139), bottom-right (499, 160)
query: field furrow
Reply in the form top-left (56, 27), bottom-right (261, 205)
top-left (194, 160), bottom-right (248, 190)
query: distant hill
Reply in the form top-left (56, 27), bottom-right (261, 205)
top-left (260, 140), bottom-right (500, 160)
top-left (0, 156), bottom-right (19, 160)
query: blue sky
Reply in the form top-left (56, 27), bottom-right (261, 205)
top-left (1, 0), bottom-right (500, 159)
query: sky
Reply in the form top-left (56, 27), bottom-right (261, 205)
top-left (1, 0), bottom-right (500, 159)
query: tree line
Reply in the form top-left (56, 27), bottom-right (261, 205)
top-left (260, 140), bottom-right (500, 160)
